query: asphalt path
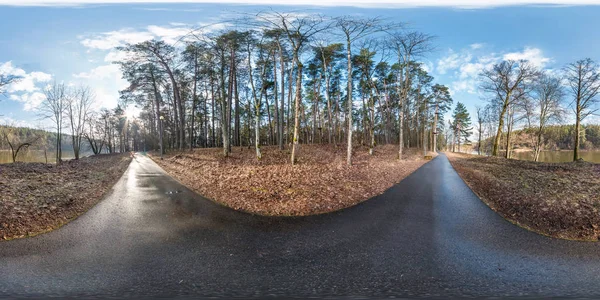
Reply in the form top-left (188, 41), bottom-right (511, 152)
top-left (1, 153), bottom-right (599, 298)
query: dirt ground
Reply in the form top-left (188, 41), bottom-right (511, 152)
top-left (0, 154), bottom-right (131, 240)
top-left (151, 144), bottom-right (431, 216)
top-left (447, 152), bottom-right (600, 241)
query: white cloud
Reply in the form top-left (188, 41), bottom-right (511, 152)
top-left (9, 92), bottom-right (46, 111)
top-left (0, 116), bottom-right (32, 128)
top-left (0, 61), bottom-right (53, 110)
top-left (3, 0), bottom-right (600, 9)
top-left (436, 50), bottom-right (472, 75)
top-left (76, 24), bottom-right (199, 112)
top-left (421, 60), bottom-right (435, 75)
top-left (436, 46), bottom-right (551, 95)
top-left (103, 50), bottom-right (128, 63)
top-left (503, 46), bottom-right (551, 68)
top-left (73, 64), bottom-right (123, 80)
top-left (72, 64), bottom-right (129, 109)
top-left (451, 55), bottom-right (498, 94)
top-left (80, 29), bottom-right (154, 50)
top-left (137, 7), bottom-right (202, 12)
top-left (0, 61), bottom-right (26, 77)
top-left (0, 61), bottom-right (53, 93)
top-left (147, 25), bottom-right (193, 44)
top-left (80, 24), bottom-right (196, 51)
top-left (470, 43), bottom-right (484, 50)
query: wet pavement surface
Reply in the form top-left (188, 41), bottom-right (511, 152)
top-left (1, 153), bottom-right (599, 298)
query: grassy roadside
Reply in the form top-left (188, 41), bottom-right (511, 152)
top-left (150, 144), bottom-right (432, 216)
top-left (446, 152), bottom-right (600, 241)
top-left (0, 154), bottom-right (132, 241)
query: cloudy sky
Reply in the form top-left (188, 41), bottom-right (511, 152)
top-left (1, 0), bottom-right (600, 128)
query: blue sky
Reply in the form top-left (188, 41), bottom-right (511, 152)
top-left (1, 1), bottom-right (600, 129)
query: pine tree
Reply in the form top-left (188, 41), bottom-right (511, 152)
top-left (451, 102), bottom-right (472, 153)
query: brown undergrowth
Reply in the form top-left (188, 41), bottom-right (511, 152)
top-left (447, 152), bottom-right (600, 241)
top-left (151, 144), bottom-right (430, 216)
top-left (0, 154), bottom-right (131, 240)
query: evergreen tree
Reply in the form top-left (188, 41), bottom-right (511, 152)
top-left (451, 102), bottom-right (472, 152)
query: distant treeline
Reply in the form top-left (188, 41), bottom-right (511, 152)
top-left (0, 125), bottom-right (88, 152)
top-left (477, 124), bottom-right (600, 153)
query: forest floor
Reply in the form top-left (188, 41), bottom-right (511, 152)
top-left (0, 154), bottom-right (131, 241)
top-left (446, 152), bottom-right (600, 241)
top-left (150, 144), bottom-right (433, 216)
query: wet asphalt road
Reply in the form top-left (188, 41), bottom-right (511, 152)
top-left (1, 153), bottom-right (600, 298)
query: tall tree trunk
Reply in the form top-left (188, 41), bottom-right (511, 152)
top-left (290, 54), bottom-right (303, 165)
top-left (535, 126), bottom-right (543, 162)
top-left (492, 101), bottom-right (509, 156)
top-left (346, 39), bottom-right (353, 165)
top-left (220, 50), bottom-right (230, 157)
top-left (325, 74), bottom-right (333, 145)
top-left (312, 76), bottom-right (319, 144)
top-left (369, 90), bottom-right (375, 155)
top-left (190, 52), bottom-right (198, 151)
top-left (398, 57), bottom-right (409, 159)
top-left (272, 51), bottom-right (280, 148)
top-left (234, 68), bottom-right (240, 147)
top-left (287, 59), bottom-right (294, 146)
top-left (456, 123), bottom-right (461, 152)
top-left (477, 120), bottom-right (482, 156)
top-left (383, 80), bottom-right (390, 145)
top-left (150, 69), bottom-right (163, 155)
top-left (203, 82), bottom-right (209, 147)
top-left (265, 90), bottom-right (273, 145)
top-left (277, 40), bottom-right (285, 150)
top-left (210, 74), bottom-right (216, 148)
top-left (506, 105), bottom-right (514, 159)
top-left (423, 102), bottom-right (428, 157)
top-left (248, 44), bottom-right (262, 159)
top-left (574, 109), bottom-right (581, 161)
top-left (226, 47), bottom-right (234, 152)
top-left (335, 92), bottom-right (340, 145)
top-left (433, 102), bottom-right (439, 152)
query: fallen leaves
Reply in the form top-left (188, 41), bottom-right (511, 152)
top-left (151, 144), bottom-right (428, 216)
top-left (0, 154), bottom-right (131, 241)
top-left (447, 152), bottom-right (600, 241)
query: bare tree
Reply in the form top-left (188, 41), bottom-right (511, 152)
top-left (0, 124), bottom-right (40, 163)
top-left (479, 60), bottom-right (540, 157)
top-left (313, 41), bottom-right (344, 146)
top-left (476, 106), bottom-right (484, 155)
top-left (84, 112), bottom-right (106, 155)
top-left (39, 81), bottom-right (67, 164)
top-left (246, 31), bottom-right (265, 159)
top-left (388, 31), bottom-right (434, 159)
top-left (529, 73), bottom-right (565, 161)
top-left (117, 40), bottom-right (185, 150)
top-left (564, 58), bottom-right (600, 161)
top-left (67, 85), bottom-right (95, 160)
top-left (335, 16), bottom-right (397, 165)
top-left (255, 11), bottom-right (330, 165)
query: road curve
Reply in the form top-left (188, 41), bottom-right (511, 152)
top-left (1, 153), bottom-right (599, 298)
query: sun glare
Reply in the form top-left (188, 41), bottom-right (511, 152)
top-left (124, 105), bottom-right (140, 119)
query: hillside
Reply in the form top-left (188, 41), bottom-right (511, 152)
top-left (476, 124), bottom-right (600, 153)
top-left (0, 125), bottom-right (78, 152)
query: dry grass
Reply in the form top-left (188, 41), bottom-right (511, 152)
top-left (150, 144), bottom-right (429, 216)
top-left (447, 152), bottom-right (600, 241)
top-left (0, 154), bottom-right (131, 240)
